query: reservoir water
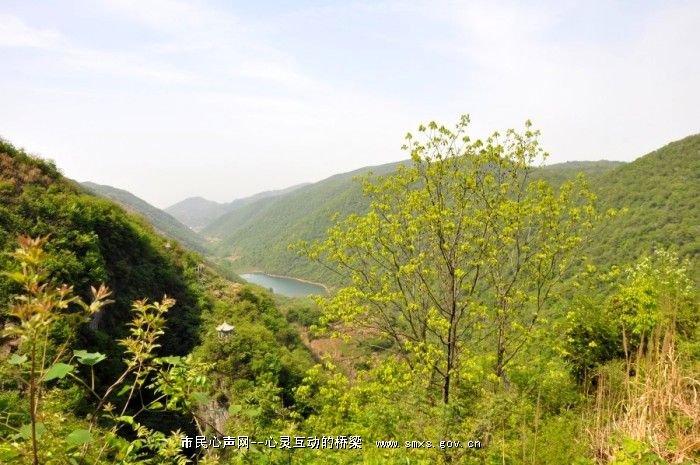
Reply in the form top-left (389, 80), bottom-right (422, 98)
top-left (240, 273), bottom-right (326, 297)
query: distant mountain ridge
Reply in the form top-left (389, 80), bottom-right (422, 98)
top-left (165, 183), bottom-right (310, 231)
top-left (176, 134), bottom-right (698, 288)
top-left (163, 196), bottom-right (228, 232)
top-left (83, 134), bottom-right (699, 288)
top-left (199, 159), bottom-right (628, 285)
top-left (202, 160), bottom-right (406, 239)
top-left (81, 182), bottom-right (209, 254)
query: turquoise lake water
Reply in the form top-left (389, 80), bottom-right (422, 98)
top-left (240, 273), bottom-right (326, 297)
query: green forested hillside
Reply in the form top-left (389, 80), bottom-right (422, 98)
top-left (204, 160), bottom-right (624, 285)
top-left (164, 196), bottom-right (231, 231)
top-left (536, 160), bottom-right (625, 185)
top-left (166, 183), bottom-right (311, 231)
top-left (203, 161), bottom-right (405, 284)
top-left (1, 128), bottom-right (697, 465)
top-left (202, 136), bottom-right (698, 288)
top-left (0, 141), bottom-right (201, 357)
top-left (203, 162), bottom-right (403, 238)
top-left (283, 121), bottom-right (698, 464)
top-left (0, 138), bottom-right (316, 463)
top-left (81, 181), bottom-right (210, 254)
top-left (586, 134), bottom-right (700, 280)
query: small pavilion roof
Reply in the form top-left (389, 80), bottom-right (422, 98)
top-left (216, 322), bottom-right (235, 332)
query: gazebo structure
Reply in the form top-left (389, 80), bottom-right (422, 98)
top-left (216, 322), bottom-right (235, 339)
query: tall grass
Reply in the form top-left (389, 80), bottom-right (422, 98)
top-left (590, 325), bottom-right (700, 462)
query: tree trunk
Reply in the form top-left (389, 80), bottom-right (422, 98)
top-left (443, 333), bottom-right (454, 404)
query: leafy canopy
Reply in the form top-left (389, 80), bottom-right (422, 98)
top-left (297, 115), bottom-right (600, 404)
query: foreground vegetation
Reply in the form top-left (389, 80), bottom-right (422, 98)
top-left (1, 119), bottom-right (698, 464)
top-left (0, 139), bottom-right (314, 463)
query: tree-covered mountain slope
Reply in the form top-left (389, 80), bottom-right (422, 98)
top-left (203, 160), bottom-right (406, 283)
top-left (163, 196), bottom-right (230, 232)
top-left (165, 183), bottom-right (310, 231)
top-left (204, 133), bottom-right (698, 288)
top-left (81, 181), bottom-right (210, 254)
top-left (0, 138), bottom-right (317, 461)
top-left (203, 160), bottom-right (404, 237)
top-left (536, 160), bottom-right (625, 185)
top-left (586, 134), bottom-right (700, 280)
top-left (204, 159), bottom-right (625, 286)
top-left (0, 139), bottom-right (210, 363)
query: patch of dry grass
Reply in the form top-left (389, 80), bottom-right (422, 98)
top-left (590, 327), bottom-right (700, 463)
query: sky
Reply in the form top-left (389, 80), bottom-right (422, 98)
top-left (0, 0), bottom-right (698, 208)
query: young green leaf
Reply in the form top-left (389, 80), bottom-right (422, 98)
top-left (65, 429), bottom-right (92, 447)
top-left (44, 363), bottom-right (74, 381)
top-left (160, 356), bottom-right (182, 366)
top-left (242, 408), bottom-right (260, 418)
top-left (73, 349), bottom-right (106, 366)
top-left (18, 423), bottom-right (45, 440)
top-left (8, 354), bottom-right (27, 365)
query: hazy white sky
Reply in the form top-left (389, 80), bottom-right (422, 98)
top-left (0, 0), bottom-right (698, 208)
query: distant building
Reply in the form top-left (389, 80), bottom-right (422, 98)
top-left (216, 322), bottom-right (235, 338)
